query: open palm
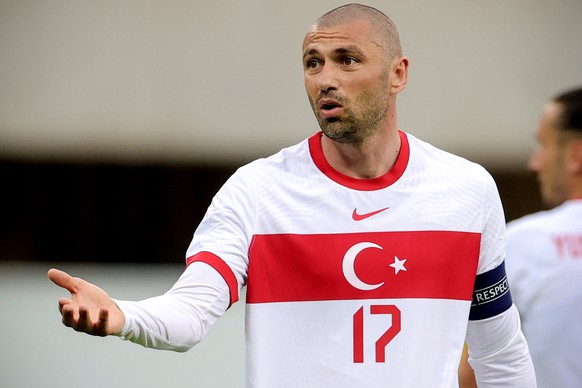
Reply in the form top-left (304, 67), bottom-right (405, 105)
top-left (48, 268), bottom-right (125, 336)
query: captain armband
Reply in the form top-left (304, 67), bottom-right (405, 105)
top-left (469, 261), bottom-right (513, 320)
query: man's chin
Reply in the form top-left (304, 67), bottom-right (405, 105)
top-left (321, 127), bottom-right (352, 144)
top-left (325, 117), bottom-right (340, 123)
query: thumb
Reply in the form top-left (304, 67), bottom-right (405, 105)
top-left (48, 268), bottom-right (80, 294)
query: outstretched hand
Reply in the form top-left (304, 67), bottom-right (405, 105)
top-left (47, 268), bottom-right (125, 336)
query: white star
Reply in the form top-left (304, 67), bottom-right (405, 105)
top-left (389, 256), bottom-right (407, 275)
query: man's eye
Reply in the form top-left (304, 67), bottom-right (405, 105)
top-left (306, 59), bottom-right (320, 68)
top-left (342, 57), bottom-right (357, 66)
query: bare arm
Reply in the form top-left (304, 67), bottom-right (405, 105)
top-left (47, 268), bottom-right (125, 336)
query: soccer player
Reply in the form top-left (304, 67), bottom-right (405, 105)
top-left (48, 4), bottom-right (536, 387)
top-left (459, 88), bottom-right (582, 387)
top-left (504, 87), bottom-right (582, 387)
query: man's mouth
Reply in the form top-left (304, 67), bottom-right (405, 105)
top-left (318, 99), bottom-right (344, 118)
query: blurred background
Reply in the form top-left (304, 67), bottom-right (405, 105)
top-left (1, 0), bottom-right (581, 387)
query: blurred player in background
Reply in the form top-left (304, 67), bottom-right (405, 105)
top-left (48, 4), bottom-right (535, 387)
top-left (505, 87), bottom-right (582, 387)
top-left (460, 87), bottom-right (582, 387)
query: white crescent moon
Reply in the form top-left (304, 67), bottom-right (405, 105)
top-left (342, 242), bottom-right (384, 291)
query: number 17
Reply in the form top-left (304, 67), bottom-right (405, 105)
top-left (353, 304), bottom-right (401, 363)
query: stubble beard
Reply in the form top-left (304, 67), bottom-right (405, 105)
top-left (312, 73), bottom-right (391, 146)
top-left (318, 91), bottom-right (388, 146)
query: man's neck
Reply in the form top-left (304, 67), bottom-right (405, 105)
top-left (320, 128), bottom-right (402, 179)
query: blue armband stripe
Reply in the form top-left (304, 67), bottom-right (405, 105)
top-left (469, 261), bottom-right (513, 320)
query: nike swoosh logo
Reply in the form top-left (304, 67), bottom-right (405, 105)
top-left (352, 207), bottom-right (390, 221)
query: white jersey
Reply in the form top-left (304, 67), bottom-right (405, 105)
top-left (506, 199), bottom-right (582, 388)
top-left (119, 131), bottom-right (535, 387)
top-left (184, 131), bottom-right (516, 387)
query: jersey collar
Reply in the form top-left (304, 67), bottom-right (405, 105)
top-left (308, 130), bottom-right (410, 191)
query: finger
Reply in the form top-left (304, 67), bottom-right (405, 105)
top-left (61, 304), bottom-right (77, 328)
top-left (58, 297), bottom-right (72, 314)
top-left (96, 307), bottom-right (109, 336)
top-left (77, 305), bottom-right (91, 332)
top-left (48, 268), bottom-right (80, 294)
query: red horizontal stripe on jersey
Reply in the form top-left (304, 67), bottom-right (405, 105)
top-left (247, 231), bottom-right (480, 304)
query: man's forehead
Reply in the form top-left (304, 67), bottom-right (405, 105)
top-left (537, 103), bottom-right (562, 139)
top-left (543, 102), bottom-right (564, 127)
top-left (302, 20), bottom-right (373, 51)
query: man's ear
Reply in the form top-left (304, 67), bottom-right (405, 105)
top-left (391, 56), bottom-right (409, 94)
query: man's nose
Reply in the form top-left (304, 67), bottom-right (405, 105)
top-left (317, 64), bottom-right (339, 91)
top-left (527, 151), bottom-right (540, 173)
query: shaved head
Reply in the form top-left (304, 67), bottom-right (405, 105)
top-left (312, 3), bottom-right (402, 60)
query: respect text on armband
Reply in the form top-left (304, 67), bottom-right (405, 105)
top-left (473, 276), bottom-right (509, 304)
top-left (469, 261), bottom-right (513, 320)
